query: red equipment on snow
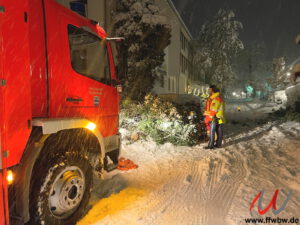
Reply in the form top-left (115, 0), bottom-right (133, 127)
top-left (118, 157), bottom-right (139, 171)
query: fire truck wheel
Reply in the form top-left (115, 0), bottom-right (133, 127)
top-left (29, 152), bottom-right (92, 225)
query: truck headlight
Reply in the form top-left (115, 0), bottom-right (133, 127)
top-left (7, 170), bottom-right (14, 185)
top-left (86, 122), bottom-right (96, 132)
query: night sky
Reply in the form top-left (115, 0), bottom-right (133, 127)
top-left (171, 0), bottom-right (300, 62)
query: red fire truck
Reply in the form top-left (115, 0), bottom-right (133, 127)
top-left (0, 0), bottom-right (123, 224)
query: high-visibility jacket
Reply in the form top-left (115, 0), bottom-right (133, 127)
top-left (204, 97), bottom-right (212, 132)
top-left (204, 92), bottom-right (225, 124)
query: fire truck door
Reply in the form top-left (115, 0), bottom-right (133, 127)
top-left (44, 0), bottom-right (119, 137)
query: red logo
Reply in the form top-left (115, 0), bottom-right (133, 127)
top-left (250, 189), bottom-right (292, 216)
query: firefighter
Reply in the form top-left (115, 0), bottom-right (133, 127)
top-left (203, 85), bottom-right (225, 149)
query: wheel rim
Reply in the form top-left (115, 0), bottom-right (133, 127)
top-left (49, 166), bottom-right (86, 219)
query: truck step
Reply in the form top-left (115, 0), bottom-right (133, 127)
top-left (105, 163), bottom-right (118, 172)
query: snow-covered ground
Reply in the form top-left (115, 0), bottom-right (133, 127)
top-left (78, 103), bottom-right (300, 225)
top-left (225, 101), bottom-right (283, 122)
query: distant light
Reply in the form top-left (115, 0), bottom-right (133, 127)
top-left (7, 170), bottom-right (14, 185)
top-left (86, 122), bottom-right (96, 131)
top-left (232, 92), bottom-right (236, 96)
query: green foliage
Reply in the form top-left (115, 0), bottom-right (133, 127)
top-left (120, 94), bottom-right (206, 146)
top-left (194, 9), bottom-right (244, 88)
top-left (271, 107), bottom-right (300, 123)
top-left (113, 0), bottom-right (171, 101)
top-left (285, 110), bottom-right (300, 123)
top-left (233, 42), bottom-right (272, 85)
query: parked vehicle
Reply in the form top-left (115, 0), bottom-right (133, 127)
top-left (274, 90), bottom-right (287, 105)
top-left (0, 0), bottom-right (123, 224)
top-left (285, 83), bottom-right (300, 112)
top-left (285, 52), bottom-right (300, 111)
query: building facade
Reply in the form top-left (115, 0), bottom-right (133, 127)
top-left (152, 0), bottom-right (194, 95)
top-left (55, 0), bottom-right (112, 33)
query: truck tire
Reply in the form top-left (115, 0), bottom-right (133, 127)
top-left (29, 152), bottom-right (92, 225)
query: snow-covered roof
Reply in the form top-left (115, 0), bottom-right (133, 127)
top-left (165, 0), bottom-right (193, 40)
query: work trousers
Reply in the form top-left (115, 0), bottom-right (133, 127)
top-left (208, 120), bottom-right (223, 148)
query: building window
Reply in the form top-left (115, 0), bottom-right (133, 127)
top-left (180, 54), bottom-right (182, 68)
top-left (180, 53), bottom-right (190, 74)
top-left (172, 78), bottom-right (175, 92)
top-left (180, 32), bottom-right (183, 50)
top-left (182, 54), bottom-right (185, 73)
top-left (180, 32), bottom-right (183, 49)
top-left (160, 75), bottom-right (164, 88)
top-left (180, 32), bottom-right (188, 51)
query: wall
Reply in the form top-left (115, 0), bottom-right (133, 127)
top-left (153, 0), bottom-right (194, 95)
top-left (54, 0), bottom-right (113, 35)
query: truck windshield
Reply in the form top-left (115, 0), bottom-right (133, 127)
top-left (68, 25), bottom-right (110, 85)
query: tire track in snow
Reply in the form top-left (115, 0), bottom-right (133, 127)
top-left (203, 152), bottom-right (246, 225)
top-left (185, 159), bottom-right (206, 225)
top-left (226, 124), bottom-right (300, 221)
top-left (140, 159), bottom-right (190, 225)
top-left (79, 121), bottom-right (300, 225)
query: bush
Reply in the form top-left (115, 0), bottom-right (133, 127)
top-left (271, 106), bottom-right (300, 123)
top-left (285, 110), bottom-right (300, 122)
top-left (120, 94), bottom-right (206, 146)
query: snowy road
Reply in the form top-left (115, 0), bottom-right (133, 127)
top-left (78, 102), bottom-right (300, 225)
top-left (225, 100), bottom-right (282, 123)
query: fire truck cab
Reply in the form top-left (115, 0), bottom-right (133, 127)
top-left (0, 0), bottom-right (122, 224)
